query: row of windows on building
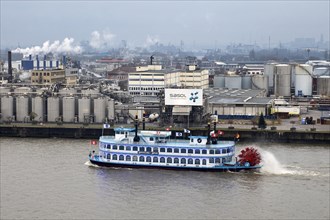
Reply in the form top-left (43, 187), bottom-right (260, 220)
top-left (129, 87), bottom-right (163, 91)
top-left (129, 92), bottom-right (159, 96)
top-left (103, 154), bottom-right (228, 164)
top-left (32, 80), bottom-right (51, 83)
top-left (101, 144), bottom-right (232, 155)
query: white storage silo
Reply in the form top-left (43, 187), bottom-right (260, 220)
top-left (313, 67), bottom-right (330, 76)
top-left (47, 97), bottom-right (60, 122)
top-left (252, 75), bottom-right (269, 94)
top-left (14, 87), bottom-right (31, 95)
top-left (78, 97), bottom-right (91, 123)
top-left (59, 88), bottom-right (77, 96)
top-left (94, 97), bottom-right (106, 123)
top-left (107, 99), bottom-right (115, 120)
top-left (242, 75), bottom-right (252, 89)
top-left (0, 87), bottom-right (11, 95)
top-left (264, 63), bottom-right (277, 88)
top-left (1, 96), bottom-right (14, 121)
top-left (62, 96), bottom-right (76, 122)
top-left (295, 64), bottom-right (313, 96)
top-left (31, 96), bottom-right (44, 122)
top-left (81, 89), bottom-right (99, 98)
top-left (317, 76), bottom-right (330, 96)
top-left (213, 75), bottom-right (225, 88)
top-left (225, 76), bottom-right (242, 89)
top-left (274, 64), bottom-right (291, 97)
top-left (16, 96), bottom-right (30, 122)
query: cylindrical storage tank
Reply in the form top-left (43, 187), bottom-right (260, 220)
top-left (107, 99), bottom-right (115, 120)
top-left (313, 67), bottom-right (330, 76)
top-left (252, 75), bottom-right (269, 94)
top-left (62, 96), bottom-right (76, 122)
top-left (274, 64), bottom-right (291, 97)
top-left (241, 75), bottom-right (252, 89)
top-left (31, 96), bottom-right (44, 122)
top-left (47, 97), bottom-right (60, 122)
top-left (94, 97), bottom-right (106, 123)
top-left (16, 96), bottom-right (30, 122)
top-left (295, 64), bottom-right (313, 96)
top-left (1, 96), bottom-right (14, 121)
top-left (78, 97), bottom-right (91, 123)
top-left (264, 63), bottom-right (277, 88)
top-left (225, 76), bottom-right (242, 89)
top-left (213, 75), bottom-right (225, 88)
top-left (317, 76), bottom-right (330, 96)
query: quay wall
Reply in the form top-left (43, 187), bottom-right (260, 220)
top-left (0, 124), bottom-right (329, 143)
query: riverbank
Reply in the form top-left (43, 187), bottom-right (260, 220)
top-left (1, 122), bottom-right (329, 143)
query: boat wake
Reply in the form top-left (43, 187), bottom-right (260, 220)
top-left (259, 150), bottom-right (323, 177)
top-left (84, 161), bottom-right (99, 168)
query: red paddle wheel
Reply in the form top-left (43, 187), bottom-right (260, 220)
top-left (238, 147), bottom-right (261, 166)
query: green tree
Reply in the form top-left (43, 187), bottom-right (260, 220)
top-left (258, 112), bottom-right (267, 129)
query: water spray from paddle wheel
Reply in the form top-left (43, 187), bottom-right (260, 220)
top-left (238, 147), bottom-right (261, 166)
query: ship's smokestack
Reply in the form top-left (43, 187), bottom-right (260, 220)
top-left (134, 115), bottom-right (140, 142)
top-left (8, 51), bottom-right (12, 83)
top-left (150, 55), bottom-right (154, 65)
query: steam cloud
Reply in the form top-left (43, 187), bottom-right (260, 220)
top-left (89, 29), bottom-right (115, 49)
top-left (13, 38), bottom-right (83, 57)
top-left (144, 35), bottom-right (160, 47)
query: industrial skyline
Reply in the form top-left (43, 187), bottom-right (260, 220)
top-left (1, 0), bottom-right (329, 51)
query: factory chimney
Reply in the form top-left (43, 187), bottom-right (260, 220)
top-left (150, 55), bottom-right (154, 65)
top-left (7, 51), bottom-right (12, 83)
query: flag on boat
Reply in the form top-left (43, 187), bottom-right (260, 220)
top-left (91, 140), bottom-right (98, 145)
top-left (166, 127), bottom-right (171, 131)
top-left (176, 132), bottom-right (183, 137)
top-left (218, 130), bottom-right (224, 135)
top-left (103, 123), bottom-right (111, 128)
top-left (183, 128), bottom-right (190, 133)
top-left (210, 130), bottom-right (217, 137)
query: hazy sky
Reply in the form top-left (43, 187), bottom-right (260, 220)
top-left (1, 0), bottom-right (329, 50)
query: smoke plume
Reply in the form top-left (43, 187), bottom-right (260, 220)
top-left (12, 38), bottom-right (83, 57)
top-left (89, 29), bottom-right (115, 49)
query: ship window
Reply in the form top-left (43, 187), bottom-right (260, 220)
top-left (210, 150), bottom-right (215, 154)
top-left (133, 156), bottom-right (138, 161)
top-left (107, 144), bottom-right (110, 149)
top-left (153, 147), bottom-right (158, 152)
top-left (119, 146), bottom-right (124, 150)
top-left (222, 149), bottom-right (227, 154)
top-left (126, 146), bottom-right (131, 151)
top-left (160, 148), bottom-right (165, 152)
top-left (202, 159), bottom-right (206, 165)
top-left (112, 145), bottom-right (118, 150)
top-left (188, 158), bottom-right (193, 164)
top-left (146, 156), bottom-right (151, 162)
top-left (195, 149), bottom-right (200, 154)
top-left (112, 154), bottom-right (117, 160)
top-left (153, 157), bottom-right (158, 162)
top-left (174, 158), bottom-right (179, 163)
top-left (190, 139), bottom-right (193, 143)
top-left (126, 155), bottom-right (131, 161)
top-left (133, 146), bottom-right (138, 151)
top-left (174, 148), bottom-right (179, 153)
top-left (188, 149), bottom-right (193, 154)
top-left (139, 156), bottom-right (145, 162)
top-left (215, 149), bottom-right (221, 154)
top-left (202, 150), bottom-right (207, 154)
top-left (222, 158), bottom-right (227, 163)
top-left (139, 147), bottom-right (145, 152)
top-left (181, 149), bottom-right (186, 153)
top-left (146, 147), bottom-right (151, 152)
top-left (167, 157), bottom-right (172, 163)
top-left (150, 137), bottom-right (154, 141)
top-left (119, 155), bottom-right (124, 161)
top-left (107, 154), bottom-right (110, 159)
top-left (209, 158), bottom-right (214, 163)
top-left (160, 157), bottom-right (165, 163)
top-left (227, 148), bottom-right (231, 153)
top-left (215, 158), bottom-right (221, 163)
top-left (167, 148), bottom-right (172, 153)
top-left (195, 159), bottom-right (200, 165)
top-left (181, 158), bottom-right (186, 164)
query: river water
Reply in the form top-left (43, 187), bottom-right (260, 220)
top-left (0, 137), bottom-right (329, 220)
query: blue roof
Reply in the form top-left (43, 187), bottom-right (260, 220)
top-left (114, 128), bottom-right (135, 132)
